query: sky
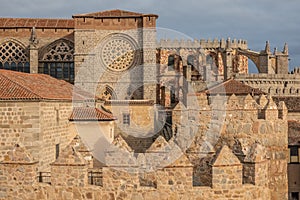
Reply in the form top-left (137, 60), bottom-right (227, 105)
top-left (1, 0), bottom-right (300, 71)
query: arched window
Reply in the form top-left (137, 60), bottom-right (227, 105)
top-left (0, 41), bottom-right (30, 72)
top-left (39, 40), bottom-right (74, 83)
top-left (100, 86), bottom-right (117, 100)
top-left (187, 55), bottom-right (195, 67)
top-left (168, 55), bottom-right (175, 71)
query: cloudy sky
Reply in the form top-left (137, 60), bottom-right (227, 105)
top-left (1, 0), bottom-right (300, 71)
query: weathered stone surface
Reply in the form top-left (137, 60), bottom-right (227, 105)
top-left (212, 145), bottom-right (241, 166)
top-left (0, 8), bottom-right (293, 200)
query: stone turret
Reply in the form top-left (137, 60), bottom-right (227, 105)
top-left (258, 41), bottom-right (289, 74)
top-left (0, 144), bottom-right (38, 199)
top-left (0, 144), bottom-right (38, 184)
top-left (146, 136), bottom-right (193, 190)
top-left (275, 43), bottom-right (289, 74)
top-left (50, 144), bottom-right (88, 187)
top-left (265, 41), bottom-right (271, 53)
top-left (102, 135), bottom-right (138, 190)
top-left (224, 38), bottom-right (234, 79)
top-left (212, 145), bottom-right (242, 189)
top-left (243, 143), bottom-right (269, 188)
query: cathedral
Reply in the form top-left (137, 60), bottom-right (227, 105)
top-left (0, 9), bottom-right (299, 200)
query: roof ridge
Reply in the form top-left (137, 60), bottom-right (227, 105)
top-left (0, 71), bottom-right (42, 99)
top-left (72, 9), bottom-right (156, 18)
top-left (207, 79), bottom-right (232, 91)
top-left (94, 107), bottom-right (114, 118)
top-left (69, 106), bottom-right (115, 121)
top-left (204, 78), bottom-right (264, 95)
top-left (75, 9), bottom-right (142, 14)
top-left (0, 17), bottom-right (73, 20)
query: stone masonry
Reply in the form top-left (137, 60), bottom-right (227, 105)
top-left (0, 9), bottom-right (297, 200)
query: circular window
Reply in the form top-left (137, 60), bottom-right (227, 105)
top-left (100, 34), bottom-right (137, 72)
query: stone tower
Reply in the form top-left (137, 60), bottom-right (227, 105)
top-left (72, 10), bottom-right (158, 101)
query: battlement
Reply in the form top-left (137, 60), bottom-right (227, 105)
top-left (0, 136), bottom-right (272, 199)
top-left (235, 73), bottom-right (300, 80)
top-left (186, 93), bottom-right (287, 121)
top-left (157, 38), bottom-right (248, 50)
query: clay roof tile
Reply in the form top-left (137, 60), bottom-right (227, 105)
top-left (73, 9), bottom-right (157, 18)
top-left (0, 18), bottom-right (74, 29)
top-left (69, 107), bottom-right (115, 121)
top-left (204, 79), bottom-right (265, 95)
top-left (0, 69), bottom-right (97, 101)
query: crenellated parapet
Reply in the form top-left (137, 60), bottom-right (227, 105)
top-left (157, 38), bottom-right (248, 50)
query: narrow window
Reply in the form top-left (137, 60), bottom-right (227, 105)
top-left (50, 63), bottom-right (56, 77)
top-left (187, 55), bottom-right (195, 67)
top-left (55, 144), bottom-right (60, 159)
top-left (56, 109), bottom-right (59, 124)
top-left (4, 62), bottom-right (9, 70)
top-left (11, 62), bottom-right (16, 71)
top-left (290, 146), bottom-right (299, 163)
top-left (110, 128), bottom-right (113, 138)
top-left (56, 63), bottom-right (62, 78)
top-left (43, 63), bottom-right (49, 74)
top-left (24, 62), bottom-right (30, 73)
top-left (168, 55), bottom-right (175, 71)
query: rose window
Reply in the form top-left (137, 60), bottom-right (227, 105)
top-left (101, 36), bottom-right (136, 71)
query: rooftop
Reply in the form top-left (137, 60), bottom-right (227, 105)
top-left (73, 9), bottom-right (158, 18)
top-left (0, 18), bottom-right (74, 29)
top-left (204, 79), bottom-right (265, 95)
top-left (69, 107), bottom-right (115, 121)
top-left (104, 99), bottom-right (154, 105)
top-left (0, 69), bottom-right (95, 101)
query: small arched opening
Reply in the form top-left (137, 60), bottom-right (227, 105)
top-left (100, 85), bottom-right (117, 101)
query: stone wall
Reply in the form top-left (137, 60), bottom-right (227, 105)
top-left (0, 184), bottom-right (272, 200)
top-left (37, 101), bottom-right (74, 171)
top-left (0, 137), bottom-right (272, 200)
top-left (0, 101), bottom-right (40, 162)
top-left (0, 92), bottom-right (285, 199)
top-left (103, 100), bottom-right (155, 138)
top-left (173, 93), bottom-right (288, 199)
top-left (0, 100), bottom-right (74, 171)
top-left (0, 28), bottom-right (73, 49)
top-left (0, 27), bottom-right (74, 76)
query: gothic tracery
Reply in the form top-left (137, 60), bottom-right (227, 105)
top-left (0, 41), bottom-right (29, 72)
top-left (100, 34), bottom-right (136, 72)
top-left (39, 40), bottom-right (74, 83)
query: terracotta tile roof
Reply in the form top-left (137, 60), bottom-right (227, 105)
top-left (69, 107), bottom-right (115, 121)
top-left (104, 100), bottom-right (154, 106)
top-left (0, 18), bottom-right (74, 28)
top-left (204, 79), bottom-right (265, 95)
top-left (273, 96), bottom-right (300, 112)
top-left (73, 9), bottom-right (158, 18)
top-left (0, 69), bottom-right (95, 101)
